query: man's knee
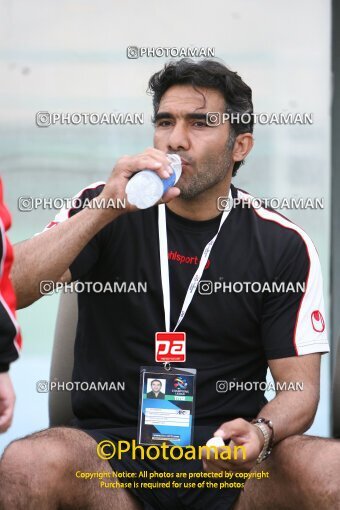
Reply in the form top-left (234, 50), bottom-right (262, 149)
top-left (270, 434), bottom-right (340, 471)
top-left (0, 427), bottom-right (99, 510)
top-left (0, 426), bottom-right (91, 495)
top-left (235, 435), bottom-right (340, 510)
top-left (262, 435), bottom-right (340, 505)
top-left (1, 440), bottom-right (23, 471)
top-left (1, 430), bottom-right (68, 478)
top-left (0, 436), bottom-right (48, 509)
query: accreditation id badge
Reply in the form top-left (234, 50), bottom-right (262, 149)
top-left (137, 366), bottom-right (196, 447)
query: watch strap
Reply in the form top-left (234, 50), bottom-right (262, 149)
top-left (251, 417), bottom-right (274, 463)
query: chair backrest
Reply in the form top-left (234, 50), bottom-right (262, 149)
top-left (332, 334), bottom-right (340, 438)
top-left (49, 291), bottom-right (78, 426)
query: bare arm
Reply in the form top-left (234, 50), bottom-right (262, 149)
top-left (0, 372), bottom-right (16, 433)
top-left (257, 353), bottom-right (321, 442)
top-left (11, 148), bottom-right (180, 309)
top-left (204, 353), bottom-right (321, 471)
top-left (11, 205), bottom-right (120, 309)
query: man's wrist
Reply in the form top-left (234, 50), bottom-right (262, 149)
top-left (252, 422), bottom-right (266, 449)
top-left (251, 417), bottom-right (274, 463)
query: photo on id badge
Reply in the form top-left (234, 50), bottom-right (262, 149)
top-left (138, 367), bottom-right (196, 447)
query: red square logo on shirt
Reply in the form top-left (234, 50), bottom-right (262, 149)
top-left (155, 332), bottom-right (186, 362)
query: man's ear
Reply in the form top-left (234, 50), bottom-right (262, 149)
top-left (232, 133), bottom-right (254, 164)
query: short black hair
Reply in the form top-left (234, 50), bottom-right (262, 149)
top-left (148, 59), bottom-right (253, 176)
top-left (151, 379), bottom-right (162, 386)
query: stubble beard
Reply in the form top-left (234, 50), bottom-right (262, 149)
top-left (176, 137), bottom-right (235, 200)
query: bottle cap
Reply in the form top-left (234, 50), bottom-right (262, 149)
top-left (167, 154), bottom-right (182, 183)
top-left (206, 436), bottom-right (225, 447)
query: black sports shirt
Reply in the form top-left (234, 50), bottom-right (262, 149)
top-left (42, 183), bottom-right (329, 434)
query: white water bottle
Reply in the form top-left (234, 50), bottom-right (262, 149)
top-left (126, 154), bottom-right (182, 209)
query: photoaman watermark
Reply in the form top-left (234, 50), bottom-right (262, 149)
top-left (97, 439), bottom-right (246, 462)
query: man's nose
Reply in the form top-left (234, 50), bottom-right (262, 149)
top-left (167, 122), bottom-right (190, 152)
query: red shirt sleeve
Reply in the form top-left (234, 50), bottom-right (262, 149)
top-left (0, 178), bottom-right (21, 372)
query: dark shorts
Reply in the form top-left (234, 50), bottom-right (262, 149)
top-left (76, 424), bottom-right (242, 510)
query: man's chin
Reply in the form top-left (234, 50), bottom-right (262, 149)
top-left (175, 177), bottom-right (202, 200)
top-left (176, 187), bottom-right (203, 200)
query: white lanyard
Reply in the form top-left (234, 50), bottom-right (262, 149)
top-left (158, 189), bottom-right (233, 332)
